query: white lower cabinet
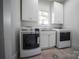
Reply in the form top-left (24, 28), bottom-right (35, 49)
top-left (40, 31), bottom-right (48, 49)
top-left (48, 31), bottom-right (56, 47)
top-left (40, 30), bottom-right (56, 49)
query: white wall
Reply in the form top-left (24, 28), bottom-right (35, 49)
top-left (64, 0), bottom-right (79, 48)
top-left (21, 21), bottom-right (38, 27)
top-left (38, 0), bottom-right (51, 28)
top-left (3, 0), bottom-right (20, 59)
top-left (3, 0), bottom-right (12, 59)
top-left (0, 0), bottom-right (5, 59)
top-left (39, 0), bottom-right (50, 12)
top-left (11, 0), bottom-right (20, 59)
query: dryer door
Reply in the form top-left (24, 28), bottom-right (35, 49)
top-left (60, 32), bottom-right (70, 41)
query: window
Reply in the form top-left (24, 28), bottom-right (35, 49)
top-left (39, 10), bottom-right (49, 26)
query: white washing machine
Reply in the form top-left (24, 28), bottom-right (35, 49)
top-left (20, 28), bottom-right (41, 57)
top-left (54, 29), bottom-right (71, 48)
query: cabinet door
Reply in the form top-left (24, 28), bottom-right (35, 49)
top-left (54, 2), bottom-right (63, 24)
top-left (48, 31), bottom-right (56, 47)
top-left (22, 0), bottom-right (38, 21)
top-left (40, 31), bottom-right (49, 49)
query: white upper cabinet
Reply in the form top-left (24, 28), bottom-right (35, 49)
top-left (22, 0), bottom-right (38, 21)
top-left (39, 1), bottom-right (64, 25)
top-left (53, 2), bottom-right (63, 24)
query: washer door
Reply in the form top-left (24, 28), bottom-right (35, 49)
top-left (23, 34), bottom-right (39, 50)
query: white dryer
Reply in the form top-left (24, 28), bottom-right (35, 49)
top-left (54, 29), bottom-right (71, 48)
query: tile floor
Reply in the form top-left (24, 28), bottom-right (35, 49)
top-left (19, 48), bottom-right (74, 59)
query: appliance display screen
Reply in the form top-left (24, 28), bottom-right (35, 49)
top-left (23, 34), bottom-right (39, 50)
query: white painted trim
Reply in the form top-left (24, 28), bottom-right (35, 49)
top-left (12, 53), bottom-right (17, 59)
